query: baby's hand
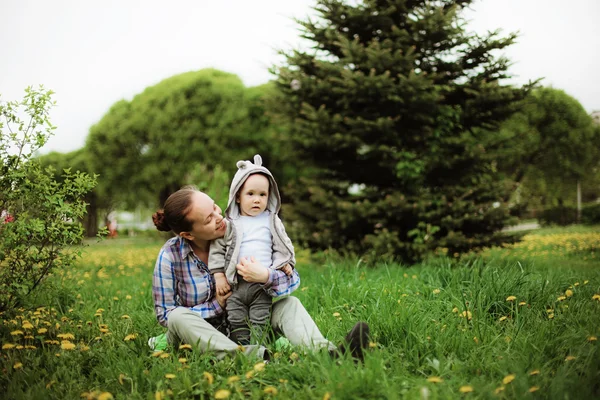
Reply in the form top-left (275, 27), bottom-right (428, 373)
top-left (214, 273), bottom-right (231, 295)
top-left (281, 264), bottom-right (293, 276)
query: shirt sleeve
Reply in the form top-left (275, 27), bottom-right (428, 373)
top-left (262, 267), bottom-right (300, 298)
top-left (153, 249), bottom-right (224, 327)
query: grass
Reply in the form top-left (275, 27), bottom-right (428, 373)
top-left (1, 226), bottom-right (599, 399)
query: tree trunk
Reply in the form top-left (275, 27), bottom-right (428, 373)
top-left (158, 183), bottom-right (181, 208)
top-left (84, 191), bottom-right (99, 237)
top-left (577, 180), bottom-right (582, 223)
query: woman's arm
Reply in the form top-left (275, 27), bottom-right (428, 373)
top-left (153, 248), bottom-right (225, 327)
top-left (236, 257), bottom-right (301, 297)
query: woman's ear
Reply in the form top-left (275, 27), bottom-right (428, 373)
top-left (180, 231), bottom-right (194, 241)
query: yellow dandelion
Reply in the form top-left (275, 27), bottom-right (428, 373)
top-left (179, 344), bottom-right (193, 350)
top-left (369, 341), bottom-right (378, 348)
top-left (332, 312), bottom-right (341, 317)
top-left (80, 345), bottom-right (90, 351)
top-left (548, 313), bottom-right (555, 319)
top-left (519, 301), bottom-right (527, 306)
top-left (253, 362), bottom-right (266, 372)
top-left (57, 333), bottom-right (75, 340)
top-left (427, 376), bottom-right (443, 383)
top-left (165, 373), bottom-right (176, 379)
top-left (290, 352), bottom-right (299, 361)
top-left (38, 328), bottom-right (48, 334)
top-left (433, 289), bottom-right (441, 294)
top-left (412, 275), bottom-right (417, 279)
top-left (499, 316), bottom-right (508, 322)
top-left (61, 341), bottom-right (76, 350)
top-left (14, 362), bottom-right (23, 370)
top-left (99, 328), bottom-right (109, 333)
top-left (502, 374), bottom-right (515, 384)
top-left (323, 392), bottom-right (332, 400)
top-left (460, 311), bottom-right (472, 320)
top-left (121, 315), bottom-right (130, 319)
top-left (178, 358), bottom-right (187, 363)
top-left (473, 337), bottom-right (479, 344)
top-left (10, 330), bottom-right (24, 336)
top-left (592, 294), bottom-right (600, 301)
top-left (529, 370), bottom-right (540, 375)
top-left (150, 350), bottom-right (164, 357)
top-left (263, 386), bottom-right (278, 395)
top-left (203, 371), bottom-right (214, 385)
top-left (245, 370), bottom-right (254, 379)
top-left (159, 353), bottom-right (170, 359)
top-left (16, 345), bottom-right (24, 349)
top-left (279, 379), bottom-right (288, 384)
top-left (126, 295), bottom-right (132, 300)
top-left (452, 307), bottom-right (459, 313)
top-left (24, 335), bottom-right (34, 340)
top-left (214, 389), bottom-right (231, 399)
top-left (565, 289), bottom-right (573, 297)
top-left (459, 385), bottom-right (474, 393)
top-left (97, 392), bottom-right (113, 400)
top-left (529, 386), bottom-right (539, 392)
top-left (494, 386), bottom-right (505, 394)
top-left (506, 296), bottom-right (517, 301)
top-left (574, 282), bottom-right (580, 286)
top-left (587, 336), bottom-right (597, 342)
top-left (557, 296), bottom-right (566, 301)
top-left (113, 297), bottom-right (119, 301)
top-left (22, 322), bottom-right (34, 329)
top-left (565, 355), bottom-right (576, 361)
top-left (227, 376), bottom-right (240, 384)
top-left (2, 343), bottom-right (16, 350)
top-left (124, 334), bottom-right (137, 341)
top-left (96, 308), bottom-right (105, 313)
top-left (583, 280), bottom-right (588, 285)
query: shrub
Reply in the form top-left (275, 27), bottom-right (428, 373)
top-left (0, 87), bottom-right (98, 311)
top-left (581, 203), bottom-right (600, 225)
top-left (538, 205), bottom-right (578, 226)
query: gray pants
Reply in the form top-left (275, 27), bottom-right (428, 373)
top-left (227, 278), bottom-right (271, 344)
top-left (166, 296), bottom-right (336, 360)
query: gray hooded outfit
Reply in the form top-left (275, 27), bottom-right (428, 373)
top-left (208, 154), bottom-right (295, 344)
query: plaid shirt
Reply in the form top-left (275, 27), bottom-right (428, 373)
top-left (153, 235), bottom-right (300, 327)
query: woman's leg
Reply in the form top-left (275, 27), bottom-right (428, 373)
top-left (167, 307), bottom-right (267, 360)
top-left (270, 296), bottom-right (337, 352)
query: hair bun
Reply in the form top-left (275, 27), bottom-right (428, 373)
top-left (152, 210), bottom-right (170, 232)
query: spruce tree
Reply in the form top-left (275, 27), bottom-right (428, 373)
top-left (274, 0), bottom-right (530, 262)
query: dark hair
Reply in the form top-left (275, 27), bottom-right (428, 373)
top-left (152, 186), bottom-right (198, 234)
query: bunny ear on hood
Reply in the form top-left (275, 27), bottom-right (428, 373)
top-left (226, 154), bottom-right (281, 219)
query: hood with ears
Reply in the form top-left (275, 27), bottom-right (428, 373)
top-left (225, 154), bottom-right (281, 219)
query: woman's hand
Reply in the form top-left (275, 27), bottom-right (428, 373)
top-left (215, 290), bottom-right (232, 308)
top-left (236, 256), bottom-right (270, 284)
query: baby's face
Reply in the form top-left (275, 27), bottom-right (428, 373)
top-left (237, 174), bottom-right (269, 217)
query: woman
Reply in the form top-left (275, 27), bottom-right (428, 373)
top-left (151, 186), bottom-right (369, 361)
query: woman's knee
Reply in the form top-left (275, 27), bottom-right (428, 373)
top-left (167, 307), bottom-right (192, 329)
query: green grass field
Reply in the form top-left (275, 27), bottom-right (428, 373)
top-left (1, 226), bottom-right (599, 399)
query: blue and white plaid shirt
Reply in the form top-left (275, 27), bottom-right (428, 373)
top-left (153, 235), bottom-right (300, 327)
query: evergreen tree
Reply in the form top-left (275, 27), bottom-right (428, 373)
top-left (274, 0), bottom-right (530, 261)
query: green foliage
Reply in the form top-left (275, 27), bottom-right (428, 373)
top-left (85, 69), bottom-right (286, 209)
top-left (496, 87), bottom-right (600, 207)
top-left (538, 205), bottom-right (578, 227)
top-left (0, 87), bottom-right (98, 310)
top-left (274, 0), bottom-right (528, 261)
top-left (582, 203), bottom-right (600, 225)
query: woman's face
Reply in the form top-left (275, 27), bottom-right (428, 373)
top-left (182, 192), bottom-right (226, 241)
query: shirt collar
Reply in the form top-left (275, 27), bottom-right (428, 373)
top-left (176, 235), bottom-right (194, 260)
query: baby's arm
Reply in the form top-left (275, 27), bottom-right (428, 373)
top-left (213, 272), bottom-right (231, 295)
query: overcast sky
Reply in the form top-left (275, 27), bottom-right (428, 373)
top-left (1, 0), bottom-right (599, 153)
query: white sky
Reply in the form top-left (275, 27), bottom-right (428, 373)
top-left (1, 0), bottom-right (599, 153)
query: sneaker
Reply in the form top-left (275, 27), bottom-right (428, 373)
top-left (148, 333), bottom-right (168, 352)
top-left (337, 321), bottom-right (370, 362)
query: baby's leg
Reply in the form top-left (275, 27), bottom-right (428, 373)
top-left (248, 283), bottom-right (273, 345)
top-left (227, 281), bottom-right (251, 345)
